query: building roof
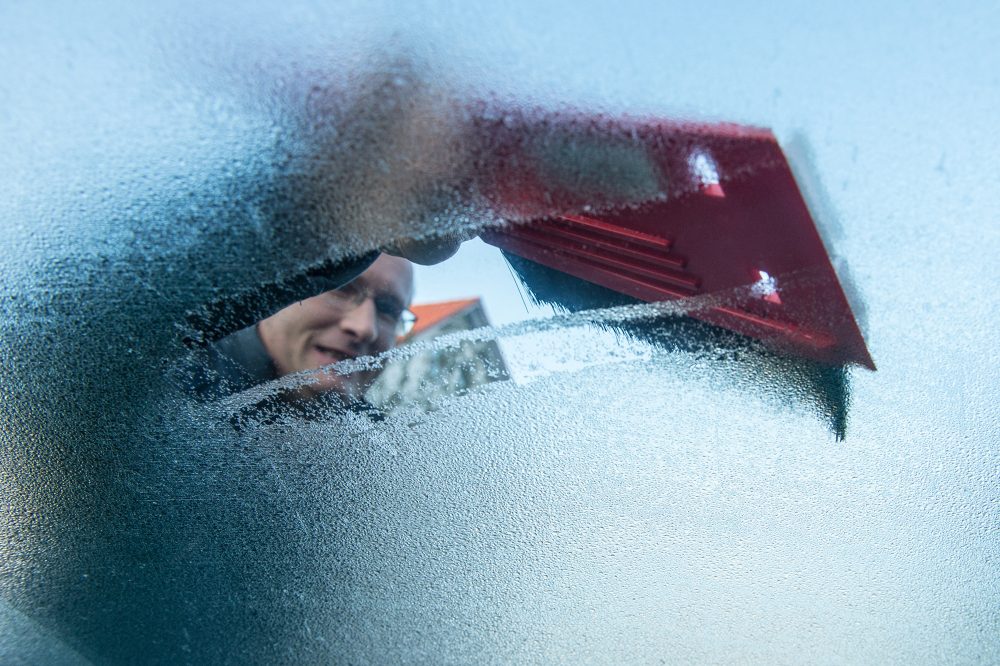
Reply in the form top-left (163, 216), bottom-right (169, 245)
top-left (406, 298), bottom-right (480, 339)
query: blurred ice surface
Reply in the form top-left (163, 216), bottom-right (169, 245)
top-left (1, 0), bottom-right (998, 663)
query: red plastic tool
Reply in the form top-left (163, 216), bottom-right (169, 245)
top-left (479, 117), bottom-right (875, 369)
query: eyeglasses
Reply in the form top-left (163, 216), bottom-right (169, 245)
top-left (320, 282), bottom-right (417, 336)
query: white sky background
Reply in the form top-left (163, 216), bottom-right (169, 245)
top-left (412, 239), bottom-right (566, 383)
top-left (412, 239), bottom-right (555, 327)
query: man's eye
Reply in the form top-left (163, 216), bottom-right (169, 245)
top-left (374, 297), bottom-right (404, 321)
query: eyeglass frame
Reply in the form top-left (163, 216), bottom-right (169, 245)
top-left (318, 281), bottom-right (417, 337)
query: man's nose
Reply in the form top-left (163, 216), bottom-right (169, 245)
top-left (338, 297), bottom-right (380, 346)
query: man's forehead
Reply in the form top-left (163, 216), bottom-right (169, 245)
top-left (356, 254), bottom-right (414, 301)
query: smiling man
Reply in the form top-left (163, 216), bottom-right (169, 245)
top-left (200, 253), bottom-right (415, 402)
top-left (258, 253), bottom-right (415, 398)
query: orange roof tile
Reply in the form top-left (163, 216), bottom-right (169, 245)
top-left (405, 298), bottom-right (480, 339)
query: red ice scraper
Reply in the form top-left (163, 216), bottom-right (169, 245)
top-left (477, 114), bottom-right (875, 369)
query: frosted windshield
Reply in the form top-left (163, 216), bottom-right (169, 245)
top-left (1, 1), bottom-right (997, 663)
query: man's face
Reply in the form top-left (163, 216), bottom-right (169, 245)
top-left (258, 254), bottom-right (414, 398)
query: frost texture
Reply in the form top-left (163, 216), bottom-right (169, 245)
top-left (1, 1), bottom-right (999, 664)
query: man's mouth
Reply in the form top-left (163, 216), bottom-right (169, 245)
top-left (313, 344), bottom-right (352, 365)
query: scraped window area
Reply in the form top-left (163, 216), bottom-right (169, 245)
top-left (1, 1), bottom-right (998, 664)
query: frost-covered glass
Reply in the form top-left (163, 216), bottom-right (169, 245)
top-left (1, 1), bottom-right (997, 663)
